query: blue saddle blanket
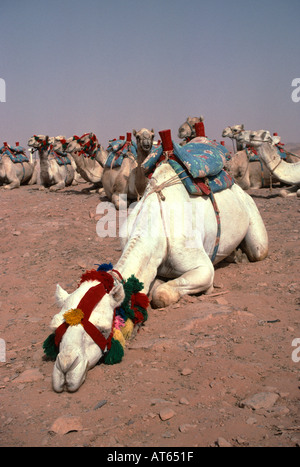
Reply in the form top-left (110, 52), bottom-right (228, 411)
top-left (142, 139), bottom-right (234, 196)
top-left (0, 146), bottom-right (29, 163)
top-left (105, 139), bottom-right (138, 168)
top-left (51, 150), bottom-right (72, 166)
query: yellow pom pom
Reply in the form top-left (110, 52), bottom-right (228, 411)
top-left (113, 328), bottom-right (126, 348)
top-left (121, 319), bottom-right (134, 340)
top-left (63, 308), bottom-right (84, 326)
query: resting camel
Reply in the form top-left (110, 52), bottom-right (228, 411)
top-left (0, 143), bottom-right (37, 189)
top-left (253, 133), bottom-right (300, 197)
top-left (53, 136), bottom-right (102, 192)
top-left (28, 135), bottom-right (75, 191)
top-left (222, 124), bottom-right (247, 152)
top-left (101, 128), bottom-right (155, 209)
top-left (224, 130), bottom-right (283, 190)
top-left (178, 116), bottom-right (205, 144)
top-left (48, 129), bottom-right (268, 392)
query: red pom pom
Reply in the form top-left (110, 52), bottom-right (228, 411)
top-left (131, 292), bottom-right (149, 310)
top-left (132, 311), bottom-right (145, 324)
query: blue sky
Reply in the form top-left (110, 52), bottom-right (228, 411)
top-left (0, 0), bottom-right (299, 148)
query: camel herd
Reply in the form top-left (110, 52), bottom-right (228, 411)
top-left (0, 117), bottom-right (299, 200)
top-left (1, 116), bottom-right (299, 391)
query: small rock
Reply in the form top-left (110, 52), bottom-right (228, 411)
top-left (246, 417), bottom-right (257, 425)
top-left (49, 416), bottom-right (83, 435)
top-left (159, 408), bottom-right (176, 421)
top-left (181, 368), bottom-right (193, 376)
top-left (239, 392), bottom-right (279, 410)
top-left (194, 339), bottom-right (217, 349)
top-left (93, 400), bottom-right (107, 410)
top-left (216, 437), bottom-right (232, 447)
top-left (12, 230), bottom-right (21, 236)
top-left (12, 368), bottom-right (43, 383)
top-left (179, 397), bottom-right (190, 405)
top-left (178, 423), bottom-right (197, 433)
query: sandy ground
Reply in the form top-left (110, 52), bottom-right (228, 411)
top-left (0, 181), bottom-right (299, 447)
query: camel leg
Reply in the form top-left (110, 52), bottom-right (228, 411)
top-left (151, 259), bottom-right (214, 308)
top-left (49, 181), bottom-right (66, 191)
top-left (4, 178), bottom-right (21, 190)
top-left (279, 185), bottom-right (299, 197)
top-left (239, 202), bottom-right (268, 262)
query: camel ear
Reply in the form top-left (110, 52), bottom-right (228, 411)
top-left (133, 129), bottom-right (137, 137)
top-left (241, 124), bottom-right (245, 130)
top-left (55, 284), bottom-right (70, 307)
top-left (261, 131), bottom-right (268, 141)
top-left (199, 115), bottom-right (204, 121)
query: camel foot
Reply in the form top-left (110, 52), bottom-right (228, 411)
top-left (151, 284), bottom-right (181, 309)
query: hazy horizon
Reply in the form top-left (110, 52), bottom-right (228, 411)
top-left (1, 0), bottom-right (299, 149)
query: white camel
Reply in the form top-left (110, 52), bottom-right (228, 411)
top-left (0, 143), bottom-right (37, 189)
top-left (28, 135), bottom-right (75, 191)
top-left (225, 130), bottom-right (283, 190)
top-left (48, 129), bottom-right (268, 392)
top-left (53, 135), bottom-right (102, 191)
top-left (253, 133), bottom-right (300, 197)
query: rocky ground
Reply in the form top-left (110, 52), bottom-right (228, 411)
top-left (0, 181), bottom-right (299, 447)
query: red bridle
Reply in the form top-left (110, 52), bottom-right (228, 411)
top-left (54, 269), bottom-right (123, 352)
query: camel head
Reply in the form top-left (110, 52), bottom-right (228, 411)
top-left (28, 135), bottom-right (52, 149)
top-left (133, 128), bottom-right (155, 155)
top-left (222, 124), bottom-right (245, 139)
top-left (53, 136), bottom-right (71, 154)
top-left (178, 116), bottom-right (204, 141)
top-left (66, 133), bottom-right (99, 156)
top-left (249, 130), bottom-right (281, 148)
top-left (48, 268), bottom-right (125, 392)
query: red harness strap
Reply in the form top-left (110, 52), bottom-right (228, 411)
top-left (55, 281), bottom-right (114, 351)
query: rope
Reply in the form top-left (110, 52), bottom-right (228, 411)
top-left (134, 166), bottom-right (221, 263)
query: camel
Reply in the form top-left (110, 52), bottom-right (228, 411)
top-left (224, 130), bottom-right (283, 190)
top-left (254, 135), bottom-right (300, 197)
top-left (53, 136), bottom-right (102, 191)
top-left (47, 129), bottom-right (268, 392)
top-left (28, 135), bottom-right (75, 191)
top-left (66, 133), bottom-right (108, 168)
top-left (0, 143), bottom-right (37, 189)
top-left (101, 128), bottom-right (155, 209)
top-left (178, 116), bottom-right (205, 144)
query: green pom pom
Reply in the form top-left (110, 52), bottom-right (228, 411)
top-left (43, 333), bottom-right (59, 360)
top-left (104, 338), bottom-right (124, 365)
top-left (121, 275), bottom-right (145, 320)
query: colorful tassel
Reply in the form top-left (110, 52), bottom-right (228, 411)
top-left (104, 337), bottom-right (124, 365)
top-left (43, 333), bottom-right (59, 360)
top-left (63, 308), bottom-right (84, 326)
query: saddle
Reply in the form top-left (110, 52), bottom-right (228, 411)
top-left (142, 139), bottom-right (234, 196)
top-left (0, 144), bottom-right (29, 163)
top-left (50, 149), bottom-right (72, 166)
top-left (104, 139), bottom-right (138, 169)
